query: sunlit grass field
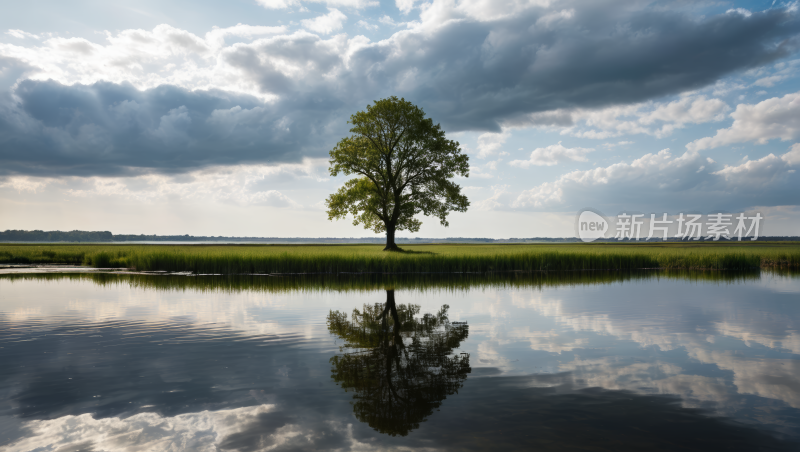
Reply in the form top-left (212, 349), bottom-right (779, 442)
top-left (1, 242), bottom-right (798, 273)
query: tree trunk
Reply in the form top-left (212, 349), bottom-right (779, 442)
top-left (380, 290), bottom-right (402, 335)
top-left (386, 289), bottom-right (400, 327)
top-left (383, 223), bottom-right (402, 251)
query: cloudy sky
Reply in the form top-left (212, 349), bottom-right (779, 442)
top-left (1, 0), bottom-right (799, 237)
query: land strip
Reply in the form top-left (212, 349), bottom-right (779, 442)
top-left (1, 243), bottom-right (798, 273)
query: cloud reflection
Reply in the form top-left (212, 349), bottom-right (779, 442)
top-left (1, 272), bottom-right (800, 449)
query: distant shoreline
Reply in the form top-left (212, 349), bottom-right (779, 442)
top-left (2, 238), bottom-right (800, 244)
top-left (3, 229), bottom-right (799, 244)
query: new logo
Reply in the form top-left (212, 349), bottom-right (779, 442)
top-left (576, 209), bottom-right (609, 242)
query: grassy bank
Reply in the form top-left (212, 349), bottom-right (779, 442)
top-left (1, 243), bottom-right (799, 273)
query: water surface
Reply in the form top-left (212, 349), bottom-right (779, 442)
top-left (1, 271), bottom-right (799, 451)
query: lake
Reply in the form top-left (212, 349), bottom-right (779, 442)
top-left (1, 271), bottom-right (799, 451)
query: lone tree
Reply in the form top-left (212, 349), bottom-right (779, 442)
top-left (326, 97), bottom-right (469, 251)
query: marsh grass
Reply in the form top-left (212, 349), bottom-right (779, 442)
top-left (0, 242), bottom-right (798, 273)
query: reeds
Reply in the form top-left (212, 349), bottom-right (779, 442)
top-left (1, 243), bottom-right (798, 273)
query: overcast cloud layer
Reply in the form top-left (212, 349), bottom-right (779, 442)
top-left (0, 1), bottom-right (798, 176)
top-left (1, 0), bottom-right (800, 236)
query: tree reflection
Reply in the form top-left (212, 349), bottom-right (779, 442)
top-left (327, 290), bottom-right (470, 436)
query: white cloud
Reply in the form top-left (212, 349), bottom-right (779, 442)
top-left (509, 96), bottom-right (729, 140)
top-left (687, 91), bottom-right (800, 151)
top-left (712, 144), bottom-right (800, 184)
top-left (712, 80), bottom-right (747, 96)
top-left (0, 176), bottom-right (50, 193)
top-left (249, 190), bottom-right (302, 207)
top-left (784, 143), bottom-right (800, 165)
top-left (512, 289), bottom-right (800, 414)
top-left (1, 24), bottom-right (215, 92)
top-left (48, 37), bottom-right (103, 56)
top-left (509, 141), bottom-right (594, 168)
top-left (378, 15), bottom-right (401, 26)
top-left (6, 29), bottom-right (40, 40)
top-left (301, 8), bottom-right (348, 35)
top-left (0, 23), bottom-right (373, 106)
top-left (715, 321), bottom-right (800, 355)
top-left (418, 0), bottom-right (552, 24)
top-left (507, 145), bottom-right (800, 211)
top-left (754, 74), bottom-right (787, 87)
top-left (475, 131), bottom-right (510, 159)
top-left (468, 160), bottom-right (500, 179)
top-left (588, 96), bottom-right (728, 139)
top-left (329, 0), bottom-right (379, 7)
top-left (396, 0), bottom-right (419, 14)
top-left (510, 327), bottom-right (588, 354)
top-left (474, 184), bottom-right (513, 210)
top-left (356, 20), bottom-right (378, 31)
top-left (4, 403), bottom-right (381, 452)
top-left (511, 181), bottom-right (564, 208)
top-left (640, 96), bottom-right (729, 128)
top-left (688, 349), bottom-right (800, 408)
top-left (6, 405), bottom-right (275, 451)
top-left (512, 149), bottom-right (706, 208)
top-left (205, 24), bottom-right (288, 48)
top-left (8, 160), bottom-right (329, 207)
top-left (256, 0), bottom-right (377, 9)
top-left (750, 59), bottom-right (800, 89)
top-left (726, 8), bottom-right (752, 17)
top-left (602, 141), bottom-right (633, 149)
top-left (256, 0), bottom-right (300, 8)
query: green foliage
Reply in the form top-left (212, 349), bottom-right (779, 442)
top-left (326, 97), bottom-right (469, 246)
top-left (0, 243), bottom-right (799, 273)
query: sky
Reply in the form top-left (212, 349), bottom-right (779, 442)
top-left (0, 0), bottom-right (799, 238)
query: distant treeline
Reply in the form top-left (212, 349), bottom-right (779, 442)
top-left (0, 230), bottom-right (114, 242)
top-left (0, 230), bottom-right (576, 243)
top-left (1, 229), bottom-right (799, 243)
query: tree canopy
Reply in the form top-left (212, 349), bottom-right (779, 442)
top-left (327, 290), bottom-right (471, 436)
top-left (326, 97), bottom-right (469, 250)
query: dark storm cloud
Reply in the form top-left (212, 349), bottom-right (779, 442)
top-left (0, 2), bottom-right (798, 176)
top-left (0, 79), bottom-right (346, 176)
top-left (369, 4), bottom-right (800, 130)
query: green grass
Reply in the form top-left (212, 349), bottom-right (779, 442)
top-left (1, 242), bottom-right (799, 273)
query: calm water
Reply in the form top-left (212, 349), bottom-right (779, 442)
top-left (1, 271), bottom-right (799, 451)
